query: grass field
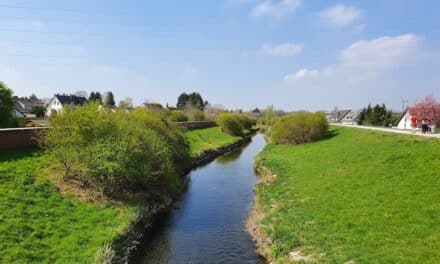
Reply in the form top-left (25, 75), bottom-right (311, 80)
top-left (186, 126), bottom-right (242, 157)
top-left (254, 127), bottom-right (440, 263)
top-left (0, 126), bottom-right (239, 263)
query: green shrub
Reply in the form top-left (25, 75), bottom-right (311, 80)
top-left (39, 103), bottom-right (190, 196)
top-left (168, 110), bottom-right (188, 122)
top-left (216, 113), bottom-right (255, 136)
top-left (271, 112), bottom-right (328, 145)
top-left (188, 109), bottom-right (206, 121)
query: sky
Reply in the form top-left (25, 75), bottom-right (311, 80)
top-left (1, 0), bottom-right (439, 111)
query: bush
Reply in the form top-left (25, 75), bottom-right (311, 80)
top-left (39, 103), bottom-right (190, 196)
top-left (188, 109), bottom-right (206, 121)
top-left (168, 110), bottom-right (188, 122)
top-left (216, 113), bottom-right (255, 136)
top-left (271, 112), bottom-right (328, 145)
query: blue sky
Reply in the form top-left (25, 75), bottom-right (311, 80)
top-left (1, 0), bottom-right (439, 110)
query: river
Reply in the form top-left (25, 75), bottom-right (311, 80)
top-left (134, 133), bottom-right (266, 264)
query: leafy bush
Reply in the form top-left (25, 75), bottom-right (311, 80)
top-left (189, 109), bottom-right (206, 121)
top-left (216, 113), bottom-right (255, 136)
top-left (39, 103), bottom-right (190, 195)
top-left (271, 112), bottom-right (328, 145)
top-left (168, 110), bottom-right (188, 122)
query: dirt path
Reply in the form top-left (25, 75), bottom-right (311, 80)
top-left (333, 124), bottom-right (440, 139)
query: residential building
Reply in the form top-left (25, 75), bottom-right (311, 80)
top-left (46, 94), bottom-right (87, 116)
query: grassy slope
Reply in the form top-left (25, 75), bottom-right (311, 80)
top-left (255, 127), bottom-right (440, 263)
top-left (0, 149), bottom-right (139, 263)
top-left (186, 126), bottom-right (242, 157)
top-left (0, 126), bottom-right (239, 263)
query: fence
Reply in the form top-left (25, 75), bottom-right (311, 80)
top-left (0, 121), bottom-right (216, 150)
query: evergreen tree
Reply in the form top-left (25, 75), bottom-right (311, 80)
top-left (104, 92), bottom-right (115, 107)
top-left (0, 81), bottom-right (17, 128)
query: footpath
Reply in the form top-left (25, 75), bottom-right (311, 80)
top-left (333, 124), bottom-right (440, 139)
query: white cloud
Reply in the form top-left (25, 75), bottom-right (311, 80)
top-left (340, 34), bottom-right (420, 69)
top-left (251, 0), bottom-right (301, 19)
top-left (318, 4), bottom-right (361, 27)
top-left (284, 68), bottom-right (319, 80)
top-left (260, 43), bottom-right (303, 56)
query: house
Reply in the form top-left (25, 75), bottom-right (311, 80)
top-left (46, 94), bottom-right (87, 116)
top-left (397, 110), bottom-right (413, 130)
top-left (12, 96), bottom-right (44, 118)
top-left (340, 110), bottom-right (360, 125)
top-left (327, 108), bottom-right (351, 123)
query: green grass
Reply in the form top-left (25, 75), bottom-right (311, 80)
top-left (186, 126), bottom-right (242, 157)
top-left (255, 127), bottom-right (440, 263)
top-left (0, 148), bottom-right (139, 263)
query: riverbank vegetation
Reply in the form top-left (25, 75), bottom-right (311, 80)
top-left (270, 112), bottom-right (328, 145)
top-left (253, 126), bottom-right (440, 263)
top-left (0, 104), bottom-right (248, 263)
top-left (216, 112), bottom-right (256, 136)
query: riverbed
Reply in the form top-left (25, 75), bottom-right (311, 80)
top-left (134, 134), bottom-right (266, 263)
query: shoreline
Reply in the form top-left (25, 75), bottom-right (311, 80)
top-left (113, 130), bottom-right (258, 263)
top-left (246, 162), bottom-right (275, 264)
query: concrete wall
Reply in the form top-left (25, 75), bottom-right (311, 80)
top-left (0, 127), bottom-right (45, 150)
top-left (0, 121), bottom-right (216, 150)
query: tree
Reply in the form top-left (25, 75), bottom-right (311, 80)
top-left (263, 105), bottom-right (274, 125)
top-left (89, 91), bottom-right (102, 104)
top-left (119, 97), bottom-right (133, 109)
top-left (104, 92), bottom-right (115, 107)
top-left (176, 92), bottom-right (205, 110)
top-left (358, 103), bottom-right (398, 126)
top-left (30, 106), bottom-right (47, 118)
top-left (408, 95), bottom-right (440, 125)
top-left (0, 81), bottom-right (17, 128)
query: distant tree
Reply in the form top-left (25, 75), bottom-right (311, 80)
top-left (408, 95), bottom-right (440, 125)
top-left (263, 105), bottom-right (274, 125)
top-left (89, 91), bottom-right (102, 104)
top-left (359, 103), bottom-right (397, 126)
top-left (104, 92), bottom-right (115, 107)
top-left (30, 106), bottom-right (47, 118)
top-left (252, 108), bottom-right (261, 114)
top-left (177, 92), bottom-right (205, 110)
top-left (0, 81), bottom-right (17, 128)
top-left (119, 97), bottom-right (133, 109)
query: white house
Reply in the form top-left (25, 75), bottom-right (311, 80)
top-left (340, 110), bottom-right (360, 125)
top-left (46, 94), bottom-right (87, 116)
top-left (397, 110), bottom-right (413, 130)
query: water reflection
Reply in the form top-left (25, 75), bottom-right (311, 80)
top-left (135, 134), bottom-right (266, 264)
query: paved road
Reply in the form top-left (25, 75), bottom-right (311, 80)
top-left (333, 124), bottom-right (440, 139)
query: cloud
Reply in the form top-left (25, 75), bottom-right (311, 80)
top-left (260, 43), bottom-right (303, 56)
top-left (251, 0), bottom-right (301, 19)
top-left (340, 34), bottom-right (420, 69)
top-left (284, 34), bottom-right (421, 83)
top-left (318, 4), bottom-right (361, 27)
top-left (284, 68), bottom-right (319, 80)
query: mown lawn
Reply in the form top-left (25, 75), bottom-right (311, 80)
top-left (255, 127), bottom-right (440, 263)
top-left (186, 126), bottom-right (241, 157)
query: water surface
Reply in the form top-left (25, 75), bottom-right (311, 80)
top-left (135, 134), bottom-right (266, 264)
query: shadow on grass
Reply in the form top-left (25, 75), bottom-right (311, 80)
top-left (0, 147), bottom-right (42, 163)
top-left (321, 128), bottom-right (341, 141)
